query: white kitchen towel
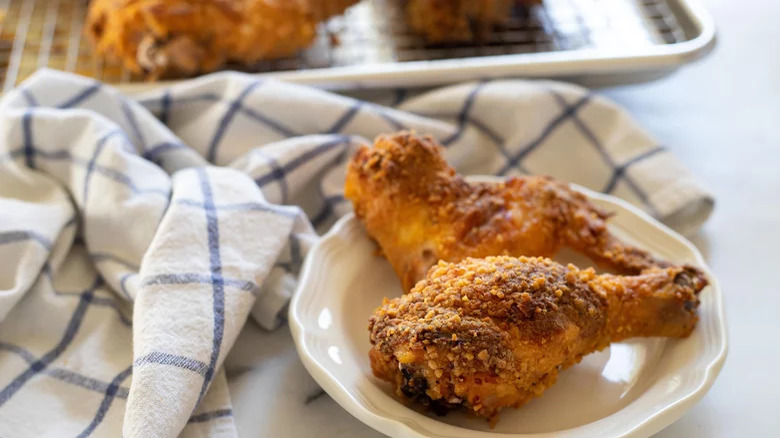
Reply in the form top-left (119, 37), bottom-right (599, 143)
top-left (0, 69), bottom-right (713, 437)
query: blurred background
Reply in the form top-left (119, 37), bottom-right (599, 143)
top-left (0, 0), bottom-right (714, 90)
top-left (0, 0), bottom-right (775, 436)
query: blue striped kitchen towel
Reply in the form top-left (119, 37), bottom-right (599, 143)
top-left (0, 69), bottom-right (712, 437)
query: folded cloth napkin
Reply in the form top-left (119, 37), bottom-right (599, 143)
top-left (0, 69), bottom-right (713, 437)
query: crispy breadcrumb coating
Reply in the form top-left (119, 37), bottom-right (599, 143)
top-left (368, 256), bottom-right (706, 422)
top-left (345, 132), bottom-right (684, 292)
top-left (86, 0), bottom-right (359, 78)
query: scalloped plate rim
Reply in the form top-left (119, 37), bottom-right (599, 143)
top-left (289, 178), bottom-right (727, 438)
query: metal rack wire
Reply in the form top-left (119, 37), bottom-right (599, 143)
top-left (0, 0), bottom-right (691, 92)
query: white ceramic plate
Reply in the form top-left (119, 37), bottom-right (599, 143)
top-left (289, 178), bottom-right (727, 438)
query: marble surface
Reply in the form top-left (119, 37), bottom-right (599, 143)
top-left (600, 1), bottom-right (780, 436)
top-left (229, 0), bottom-right (779, 436)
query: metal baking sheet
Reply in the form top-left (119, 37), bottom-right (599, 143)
top-left (0, 0), bottom-right (715, 93)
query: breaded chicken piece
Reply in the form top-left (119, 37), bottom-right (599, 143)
top-left (86, 0), bottom-right (360, 78)
top-left (403, 0), bottom-right (541, 43)
top-left (345, 132), bottom-right (676, 292)
top-left (369, 256), bottom-right (706, 422)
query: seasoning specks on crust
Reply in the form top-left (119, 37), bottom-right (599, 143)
top-left (369, 255), bottom-right (705, 422)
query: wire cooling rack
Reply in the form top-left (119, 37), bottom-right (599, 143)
top-left (0, 0), bottom-right (712, 92)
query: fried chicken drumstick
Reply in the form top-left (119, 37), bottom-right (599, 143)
top-left (86, 0), bottom-right (360, 78)
top-left (345, 132), bottom-right (674, 292)
top-left (369, 256), bottom-right (706, 421)
top-left (403, 0), bottom-right (541, 43)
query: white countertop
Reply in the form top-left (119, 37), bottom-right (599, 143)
top-left (599, 0), bottom-right (780, 435)
top-left (229, 0), bottom-right (779, 436)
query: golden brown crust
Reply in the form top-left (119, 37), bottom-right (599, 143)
top-left (345, 132), bottom-right (680, 292)
top-left (86, 0), bottom-right (359, 78)
top-left (368, 255), bottom-right (704, 421)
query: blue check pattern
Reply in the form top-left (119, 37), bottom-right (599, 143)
top-left (0, 69), bottom-right (712, 437)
